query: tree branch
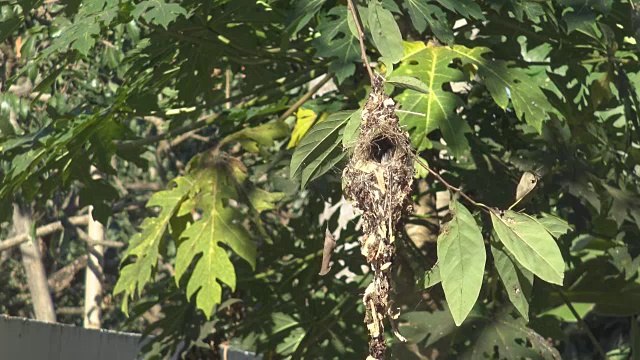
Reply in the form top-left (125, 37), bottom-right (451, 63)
top-left (115, 113), bottom-right (219, 151)
top-left (347, 0), bottom-right (375, 87)
top-left (48, 254), bottom-right (88, 296)
top-left (0, 215), bottom-right (90, 252)
top-left (413, 156), bottom-right (491, 212)
top-left (278, 73), bottom-right (335, 121)
top-left (75, 227), bottom-right (124, 248)
top-left (557, 289), bottom-right (608, 360)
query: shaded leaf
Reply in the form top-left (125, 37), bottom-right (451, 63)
top-left (399, 307), bottom-right (459, 346)
top-left (436, 0), bottom-right (485, 20)
top-left (403, 0), bottom-right (453, 43)
top-left (314, 6), bottom-right (360, 83)
top-left (420, 262), bottom-right (442, 289)
top-left (462, 308), bottom-right (561, 360)
top-left (132, 0), bottom-right (188, 29)
top-left (368, 1), bottom-right (404, 63)
top-left (450, 46), bottom-right (555, 131)
top-left (491, 240), bottom-right (533, 321)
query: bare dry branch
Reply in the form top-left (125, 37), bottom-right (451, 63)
top-left (0, 215), bottom-right (90, 252)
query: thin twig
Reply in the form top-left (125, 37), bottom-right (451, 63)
top-left (557, 289), bottom-right (608, 360)
top-left (346, 0), bottom-right (375, 87)
top-left (225, 68), bottom-right (232, 110)
top-left (116, 113), bottom-right (219, 151)
top-left (278, 73), bottom-right (335, 121)
top-left (413, 155), bottom-right (491, 212)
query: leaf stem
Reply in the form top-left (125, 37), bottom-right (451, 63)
top-left (557, 289), bottom-right (608, 360)
top-left (413, 155), bottom-right (491, 212)
top-left (347, 0), bottom-right (375, 87)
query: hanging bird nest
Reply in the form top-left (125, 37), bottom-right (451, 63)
top-left (343, 74), bottom-right (415, 359)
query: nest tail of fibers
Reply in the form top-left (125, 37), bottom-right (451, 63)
top-left (343, 74), bottom-right (415, 359)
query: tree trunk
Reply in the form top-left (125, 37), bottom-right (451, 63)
top-left (13, 203), bottom-right (56, 322)
top-left (83, 206), bottom-right (104, 329)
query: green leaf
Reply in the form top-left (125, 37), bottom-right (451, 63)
top-left (449, 46), bottom-right (555, 131)
top-left (436, 0), bottom-right (485, 20)
top-left (39, 0), bottom-right (119, 57)
top-left (403, 0), bottom-right (453, 44)
top-left (342, 109), bottom-right (362, 148)
top-left (132, 0), bottom-right (188, 29)
top-left (491, 210), bottom-right (565, 285)
top-left (290, 110), bottom-right (355, 188)
top-left (399, 308), bottom-right (459, 345)
top-left (174, 157), bottom-right (258, 319)
top-left (420, 262), bottom-right (442, 289)
top-left (290, 0), bottom-right (324, 34)
top-left (114, 176), bottom-right (193, 313)
top-left (543, 303), bottom-right (594, 322)
top-left (462, 309), bottom-right (562, 360)
top-left (314, 6), bottom-right (360, 83)
top-left (219, 120), bottom-right (289, 153)
top-left (368, 1), bottom-right (404, 64)
top-left (438, 200), bottom-right (486, 326)
top-left (393, 42), bottom-right (470, 155)
top-left (491, 240), bottom-right (533, 321)
top-left (386, 75), bottom-right (430, 94)
top-left (31, 66), bottom-right (67, 105)
top-left (608, 245), bottom-right (640, 280)
top-left (536, 213), bottom-right (572, 238)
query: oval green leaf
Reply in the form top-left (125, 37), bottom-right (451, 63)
top-left (368, 1), bottom-right (404, 63)
top-left (491, 239), bottom-right (533, 321)
top-left (491, 210), bottom-right (565, 285)
top-left (438, 200), bottom-right (486, 326)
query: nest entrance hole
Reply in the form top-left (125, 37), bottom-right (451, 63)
top-left (369, 135), bottom-right (396, 163)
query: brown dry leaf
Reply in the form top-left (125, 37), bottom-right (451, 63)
top-left (319, 228), bottom-right (337, 276)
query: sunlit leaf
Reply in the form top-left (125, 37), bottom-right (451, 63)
top-left (290, 110), bottom-right (356, 188)
top-left (288, 108), bottom-right (319, 149)
top-left (114, 176), bottom-right (193, 313)
top-left (491, 210), bottom-right (565, 285)
top-left (438, 200), bottom-right (486, 326)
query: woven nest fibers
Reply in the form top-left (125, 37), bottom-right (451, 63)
top-left (343, 95), bottom-right (414, 227)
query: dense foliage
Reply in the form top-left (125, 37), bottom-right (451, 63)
top-left (1, 0), bottom-right (640, 358)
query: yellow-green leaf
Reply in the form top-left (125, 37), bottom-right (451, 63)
top-left (220, 120), bottom-right (289, 153)
top-left (287, 108), bottom-right (318, 149)
top-left (114, 176), bottom-right (193, 313)
top-left (174, 157), bottom-right (258, 319)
